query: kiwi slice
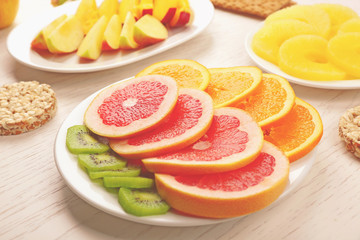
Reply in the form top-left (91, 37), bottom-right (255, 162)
top-left (66, 125), bottom-right (109, 154)
top-left (78, 152), bottom-right (127, 171)
top-left (118, 188), bottom-right (170, 216)
top-left (88, 167), bottom-right (141, 179)
top-left (103, 176), bottom-right (154, 188)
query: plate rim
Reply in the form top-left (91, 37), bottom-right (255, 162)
top-left (7, 0), bottom-right (214, 73)
top-left (53, 77), bottom-right (317, 227)
top-left (245, 22), bottom-right (360, 90)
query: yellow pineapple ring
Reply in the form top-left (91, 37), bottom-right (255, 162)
top-left (265, 5), bottom-right (331, 38)
top-left (338, 18), bottom-right (360, 35)
top-left (252, 19), bottom-right (317, 64)
top-left (328, 32), bottom-right (360, 78)
top-left (278, 34), bottom-right (346, 81)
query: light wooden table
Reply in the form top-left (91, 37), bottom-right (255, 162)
top-left (1, 0), bottom-right (360, 239)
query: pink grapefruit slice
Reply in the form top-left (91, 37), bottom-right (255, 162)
top-left (110, 88), bottom-right (214, 159)
top-left (142, 107), bottom-right (264, 175)
top-left (84, 75), bottom-right (178, 138)
top-left (155, 141), bottom-right (289, 218)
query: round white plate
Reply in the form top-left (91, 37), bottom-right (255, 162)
top-left (7, 0), bottom-right (214, 73)
top-left (54, 78), bottom-right (316, 226)
top-left (245, 23), bottom-right (360, 90)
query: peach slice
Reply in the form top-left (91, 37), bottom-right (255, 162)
top-left (102, 14), bottom-right (122, 51)
top-left (77, 16), bottom-right (108, 60)
top-left (153, 0), bottom-right (178, 24)
top-left (138, 0), bottom-right (154, 17)
top-left (75, 0), bottom-right (99, 34)
top-left (134, 14), bottom-right (168, 46)
top-left (31, 14), bottom-right (67, 50)
top-left (169, 0), bottom-right (192, 27)
top-left (119, 12), bottom-right (139, 50)
top-left (118, 0), bottom-right (138, 24)
top-left (99, 0), bottom-right (118, 18)
top-left (45, 15), bottom-right (84, 54)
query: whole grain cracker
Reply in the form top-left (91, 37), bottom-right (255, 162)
top-left (339, 105), bottom-right (360, 158)
top-left (210, 0), bottom-right (295, 18)
top-left (0, 81), bottom-right (57, 136)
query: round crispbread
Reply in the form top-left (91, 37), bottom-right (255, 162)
top-left (0, 81), bottom-right (57, 136)
top-left (339, 105), bottom-right (360, 158)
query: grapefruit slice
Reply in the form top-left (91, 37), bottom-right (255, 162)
top-left (84, 75), bottom-right (178, 138)
top-left (155, 141), bottom-right (289, 218)
top-left (110, 88), bottom-right (214, 159)
top-left (142, 107), bottom-right (264, 175)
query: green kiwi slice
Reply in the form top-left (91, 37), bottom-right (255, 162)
top-left (103, 177), bottom-right (154, 188)
top-left (66, 125), bottom-right (109, 154)
top-left (118, 188), bottom-right (170, 216)
top-left (78, 152), bottom-right (127, 171)
top-left (88, 167), bottom-right (141, 179)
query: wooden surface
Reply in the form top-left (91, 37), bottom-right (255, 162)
top-left (1, 0), bottom-right (360, 239)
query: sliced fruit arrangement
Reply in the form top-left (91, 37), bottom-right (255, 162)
top-left (31, 0), bottom-right (194, 60)
top-left (252, 3), bottom-right (360, 81)
top-left (65, 60), bottom-right (323, 218)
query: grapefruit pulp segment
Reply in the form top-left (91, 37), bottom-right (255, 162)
top-left (110, 88), bottom-right (214, 159)
top-left (205, 66), bottom-right (262, 108)
top-left (155, 141), bottom-right (289, 218)
top-left (84, 75), bottom-right (178, 138)
top-left (142, 107), bottom-right (264, 175)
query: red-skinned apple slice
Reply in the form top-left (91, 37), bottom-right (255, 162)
top-left (31, 14), bottom-right (67, 50)
top-left (153, 0), bottom-right (178, 24)
top-left (138, 0), bottom-right (154, 17)
top-left (119, 12), bottom-right (139, 50)
top-left (118, 0), bottom-right (138, 24)
top-left (46, 15), bottom-right (84, 54)
top-left (77, 15), bottom-right (108, 60)
top-left (134, 14), bottom-right (168, 46)
top-left (102, 14), bottom-right (122, 51)
top-left (169, 0), bottom-right (192, 27)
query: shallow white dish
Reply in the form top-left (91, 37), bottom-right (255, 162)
top-left (7, 0), bottom-right (214, 73)
top-left (245, 23), bottom-right (360, 90)
top-left (54, 78), bottom-right (316, 227)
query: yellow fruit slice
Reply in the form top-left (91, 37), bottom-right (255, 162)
top-left (136, 59), bottom-right (210, 90)
top-left (252, 19), bottom-right (317, 64)
top-left (263, 97), bottom-right (323, 162)
top-left (315, 3), bottom-right (358, 38)
top-left (232, 73), bottom-right (295, 127)
top-left (265, 5), bottom-right (331, 38)
top-left (75, 0), bottom-right (100, 34)
top-left (279, 34), bottom-right (346, 80)
top-left (328, 32), bottom-right (360, 78)
top-left (99, 0), bottom-right (118, 18)
top-left (205, 66), bottom-right (262, 108)
top-left (338, 18), bottom-right (360, 35)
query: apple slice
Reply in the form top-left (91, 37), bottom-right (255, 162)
top-left (138, 0), bottom-right (154, 17)
top-left (119, 12), bottom-right (139, 50)
top-left (169, 0), bottom-right (192, 27)
top-left (99, 0), bottom-right (118, 18)
top-left (77, 16), bottom-right (108, 60)
top-left (75, 0), bottom-right (99, 34)
top-left (31, 14), bottom-right (67, 50)
top-left (102, 14), bottom-right (122, 51)
top-left (134, 14), bottom-right (168, 46)
top-left (46, 15), bottom-right (84, 54)
top-left (118, 0), bottom-right (138, 24)
top-left (153, 0), bottom-right (178, 24)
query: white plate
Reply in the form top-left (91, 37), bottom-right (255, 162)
top-left (54, 78), bottom-right (316, 227)
top-left (7, 0), bottom-right (214, 73)
top-left (245, 23), bottom-right (360, 90)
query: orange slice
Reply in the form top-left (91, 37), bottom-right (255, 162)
top-left (84, 75), bottom-right (178, 138)
top-left (263, 97), bottom-right (323, 162)
top-left (110, 88), bottom-right (214, 159)
top-left (155, 141), bottom-right (289, 218)
top-left (232, 74), bottom-right (295, 128)
top-left (136, 59), bottom-right (210, 90)
top-left (142, 107), bottom-right (264, 175)
top-left (205, 66), bottom-right (262, 108)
